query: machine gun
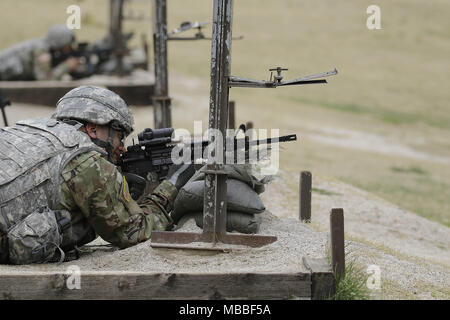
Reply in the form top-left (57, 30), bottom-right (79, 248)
top-left (118, 127), bottom-right (297, 200)
top-left (0, 91), bottom-right (11, 127)
top-left (51, 32), bottom-right (134, 79)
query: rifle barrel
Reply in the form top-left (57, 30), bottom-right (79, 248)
top-left (246, 134), bottom-right (297, 147)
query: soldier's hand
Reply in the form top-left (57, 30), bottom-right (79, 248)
top-left (167, 164), bottom-right (196, 190)
top-left (66, 57), bottom-right (82, 71)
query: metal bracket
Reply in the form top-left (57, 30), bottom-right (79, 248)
top-left (151, 231), bottom-right (277, 248)
top-left (168, 21), bottom-right (209, 41)
top-left (151, 164), bottom-right (277, 250)
top-left (151, 95), bottom-right (172, 104)
top-left (167, 20), bottom-right (243, 41)
top-left (229, 68), bottom-right (338, 88)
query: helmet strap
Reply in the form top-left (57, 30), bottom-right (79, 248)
top-left (90, 127), bottom-right (116, 163)
top-left (106, 127), bottom-right (116, 163)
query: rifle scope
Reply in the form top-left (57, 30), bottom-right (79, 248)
top-left (138, 128), bottom-right (174, 142)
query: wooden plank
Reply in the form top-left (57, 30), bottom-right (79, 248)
top-left (302, 257), bottom-right (336, 300)
top-left (330, 208), bottom-right (345, 277)
top-left (0, 81), bottom-right (154, 106)
top-left (299, 171), bottom-right (312, 222)
top-left (0, 271), bottom-right (311, 300)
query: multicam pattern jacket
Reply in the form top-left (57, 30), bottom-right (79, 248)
top-left (0, 119), bottom-right (177, 263)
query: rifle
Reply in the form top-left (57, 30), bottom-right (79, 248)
top-left (0, 91), bottom-right (11, 127)
top-left (50, 43), bottom-right (97, 79)
top-left (118, 127), bottom-right (297, 200)
top-left (50, 32), bottom-right (134, 79)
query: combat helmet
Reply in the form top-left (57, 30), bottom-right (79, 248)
top-left (46, 24), bottom-right (75, 49)
top-left (54, 85), bottom-right (134, 135)
top-left (54, 86), bottom-right (134, 162)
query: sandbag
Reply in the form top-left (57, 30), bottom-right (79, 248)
top-left (190, 164), bottom-right (272, 195)
top-left (193, 211), bottom-right (261, 234)
top-left (171, 179), bottom-right (266, 223)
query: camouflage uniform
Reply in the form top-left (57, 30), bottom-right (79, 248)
top-left (59, 150), bottom-right (177, 250)
top-left (0, 86), bottom-right (178, 264)
top-left (0, 25), bottom-right (73, 81)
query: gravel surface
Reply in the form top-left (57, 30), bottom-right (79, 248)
top-left (0, 212), bottom-right (327, 275)
top-left (261, 171), bottom-right (450, 299)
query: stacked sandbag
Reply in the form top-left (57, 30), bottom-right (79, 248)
top-left (193, 211), bottom-right (262, 234)
top-left (171, 164), bottom-right (271, 234)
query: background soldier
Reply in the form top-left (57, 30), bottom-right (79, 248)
top-left (0, 24), bottom-right (83, 81)
top-left (0, 86), bottom-right (194, 264)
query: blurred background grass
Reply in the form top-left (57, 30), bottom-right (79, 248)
top-left (1, 0), bottom-right (449, 226)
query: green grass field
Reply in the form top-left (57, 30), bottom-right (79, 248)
top-left (1, 0), bottom-right (449, 226)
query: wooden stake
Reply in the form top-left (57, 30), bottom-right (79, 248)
top-left (299, 171), bottom-right (312, 222)
top-left (330, 208), bottom-right (345, 277)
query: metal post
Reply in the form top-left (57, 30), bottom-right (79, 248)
top-left (300, 171), bottom-right (312, 222)
top-left (330, 208), bottom-right (345, 277)
top-left (1, 106), bottom-right (8, 127)
top-left (152, 0), bottom-right (171, 128)
top-left (142, 34), bottom-right (149, 70)
top-left (109, 0), bottom-right (114, 33)
top-left (202, 0), bottom-right (233, 243)
top-left (228, 101), bottom-right (235, 129)
top-left (110, 0), bottom-right (124, 77)
top-left (0, 92), bottom-right (10, 127)
top-left (149, 0), bottom-right (276, 249)
top-left (1, 107), bottom-right (8, 127)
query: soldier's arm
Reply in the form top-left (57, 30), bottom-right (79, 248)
top-left (59, 151), bottom-right (177, 248)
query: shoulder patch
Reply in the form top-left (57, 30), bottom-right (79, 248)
top-left (121, 175), bottom-right (131, 203)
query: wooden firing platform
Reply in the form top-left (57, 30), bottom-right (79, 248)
top-left (0, 212), bottom-right (336, 300)
top-left (0, 257), bottom-right (333, 300)
top-left (0, 79), bottom-right (154, 106)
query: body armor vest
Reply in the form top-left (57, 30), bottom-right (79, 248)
top-left (0, 38), bottom-right (46, 81)
top-left (0, 118), bottom-right (103, 263)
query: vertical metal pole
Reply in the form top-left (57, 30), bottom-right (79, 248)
top-left (202, 0), bottom-right (233, 243)
top-left (300, 171), bottom-right (312, 222)
top-left (152, 0), bottom-right (171, 128)
top-left (111, 0), bottom-right (124, 76)
top-left (330, 208), bottom-right (345, 277)
top-left (142, 33), bottom-right (149, 71)
top-left (109, 0), bottom-right (114, 33)
top-left (228, 101), bottom-right (235, 129)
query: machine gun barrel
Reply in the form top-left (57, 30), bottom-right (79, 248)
top-left (241, 133), bottom-right (297, 147)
